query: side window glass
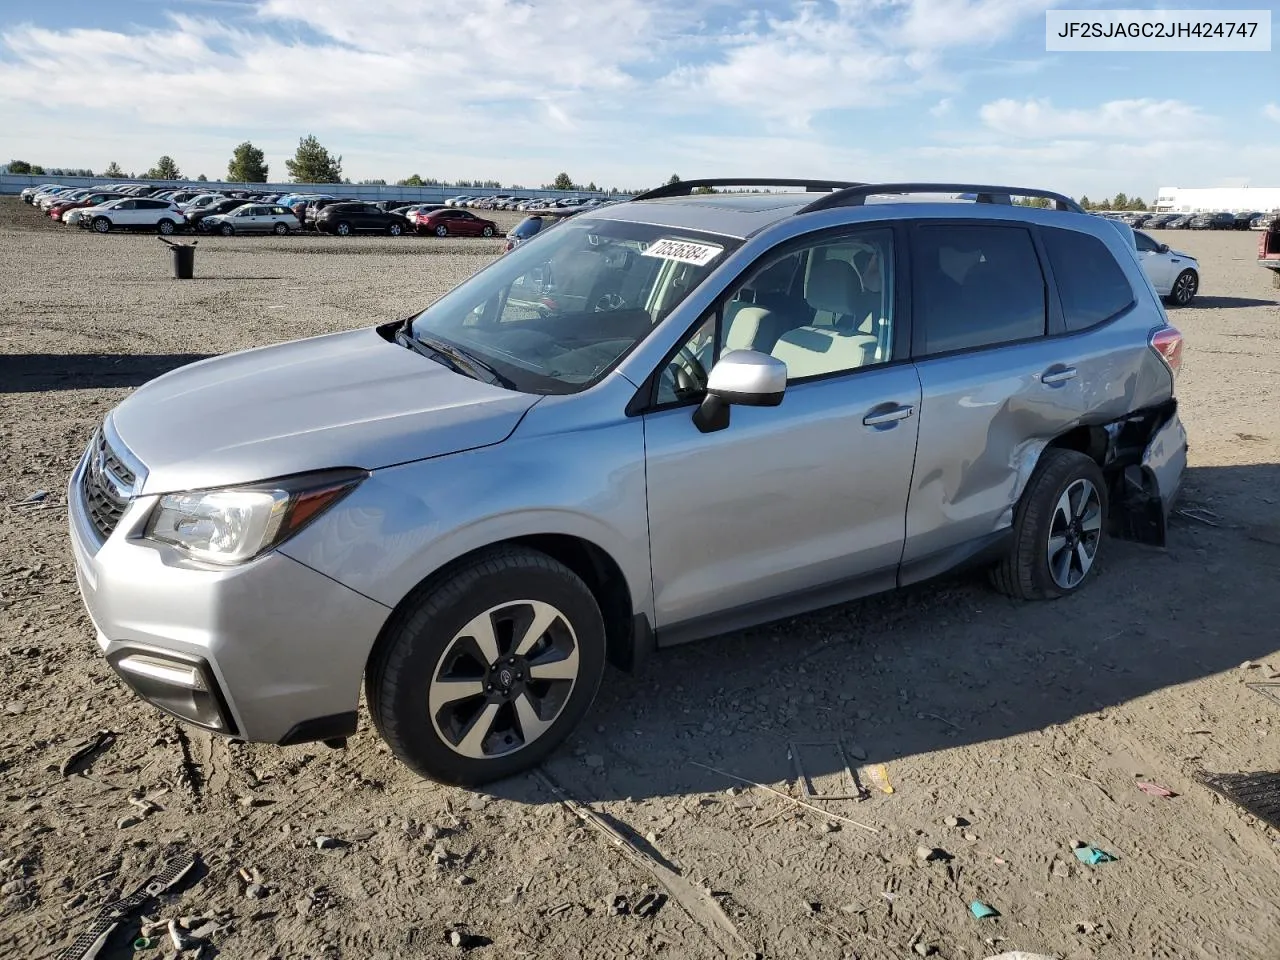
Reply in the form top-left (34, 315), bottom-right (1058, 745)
top-left (913, 225), bottom-right (1046, 354)
top-left (656, 311), bottom-right (717, 405)
top-left (1134, 231), bottom-right (1157, 253)
top-left (1042, 228), bottom-right (1135, 332)
top-left (719, 229), bottom-right (895, 381)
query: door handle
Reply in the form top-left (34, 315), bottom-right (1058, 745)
top-left (863, 404), bottom-right (914, 427)
top-left (1040, 366), bottom-right (1078, 385)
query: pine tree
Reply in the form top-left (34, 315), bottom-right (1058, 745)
top-left (227, 141), bottom-right (268, 182)
top-left (284, 135), bottom-right (343, 183)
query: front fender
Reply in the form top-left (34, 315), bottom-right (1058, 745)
top-left (278, 416), bottom-right (652, 622)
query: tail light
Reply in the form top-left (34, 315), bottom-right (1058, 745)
top-left (1150, 324), bottom-right (1183, 376)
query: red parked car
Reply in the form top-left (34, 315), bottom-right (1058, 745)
top-left (49, 191), bottom-right (125, 221)
top-left (414, 208), bottom-right (498, 238)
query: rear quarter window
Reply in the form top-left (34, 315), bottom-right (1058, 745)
top-left (1042, 228), bottom-right (1135, 332)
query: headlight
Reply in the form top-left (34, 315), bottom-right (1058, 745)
top-left (144, 469), bottom-right (365, 565)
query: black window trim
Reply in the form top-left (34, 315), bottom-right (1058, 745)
top-left (627, 221), bottom-right (914, 416)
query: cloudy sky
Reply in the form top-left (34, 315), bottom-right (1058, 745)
top-left (1, 0), bottom-right (1277, 198)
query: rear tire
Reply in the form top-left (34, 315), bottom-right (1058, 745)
top-left (273, 222), bottom-right (288, 235)
top-left (482, 225), bottom-right (495, 237)
top-left (157, 219), bottom-right (176, 235)
top-left (435, 224), bottom-right (449, 237)
top-left (387, 222), bottom-right (403, 236)
top-left (366, 547), bottom-right (606, 785)
top-left (990, 448), bottom-right (1108, 601)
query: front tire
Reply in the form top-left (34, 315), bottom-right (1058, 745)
top-left (366, 547), bottom-right (606, 785)
top-left (92, 217), bottom-right (111, 234)
top-left (1168, 269), bottom-right (1198, 306)
top-left (220, 223), bottom-right (234, 237)
top-left (435, 224), bottom-right (449, 237)
top-left (990, 448), bottom-right (1108, 601)
top-left (273, 222), bottom-right (288, 235)
top-left (387, 222), bottom-right (403, 236)
top-left (482, 225), bottom-right (495, 237)
top-left (336, 221), bottom-right (351, 237)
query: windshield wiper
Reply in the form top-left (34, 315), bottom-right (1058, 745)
top-left (396, 326), bottom-right (514, 389)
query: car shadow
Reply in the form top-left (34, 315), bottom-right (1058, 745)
top-left (488, 461), bottom-right (1280, 807)
top-left (1191, 296), bottom-right (1276, 309)
top-left (0, 353), bottom-right (212, 392)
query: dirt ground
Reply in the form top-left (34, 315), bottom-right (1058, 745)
top-left (2, 196), bottom-right (1280, 960)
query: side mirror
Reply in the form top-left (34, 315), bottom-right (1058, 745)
top-left (1157, 243), bottom-right (1169, 254)
top-left (692, 350), bottom-right (787, 433)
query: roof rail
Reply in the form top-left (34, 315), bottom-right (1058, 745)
top-left (797, 183), bottom-right (1084, 215)
top-left (631, 178), bottom-right (864, 202)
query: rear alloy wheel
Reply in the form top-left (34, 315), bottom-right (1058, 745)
top-left (220, 223), bottom-right (234, 237)
top-left (990, 448), bottom-right (1108, 601)
top-left (366, 547), bottom-right (606, 785)
top-left (336, 221), bottom-right (352, 237)
top-left (1169, 269), bottom-right (1198, 306)
top-left (435, 224), bottom-right (449, 237)
top-left (157, 219), bottom-right (176, 236)
top-left (387, 222), bottom-right (403, 236)
top-left (92, 217), bottom-right (111, 234)
top-left (273, 222), bottom-right (288, 235)
top-left (482, 225), bottom-right (495, 237)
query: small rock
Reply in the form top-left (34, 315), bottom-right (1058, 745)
top-left (645, 831), bottom-right (658, 844)
top-left (1075, 920), bottom-right (1100, 935)
top-left (314, 835), bottom-right (339, 850)
top-left (818, 821), bottom-right (839, 834)
top-left (5, 702), bottom-right (26, 715)
top-left (237, 795), bottom-right (268, 808)
top-left (116, 815), bottom-right (141, 830)
top-left (467, 795), bottom-right (487, 812)
top-left (914, 943), bottom-right (935, 957)
top-left (916, 846), bottom-right (949, 862)
top-left (963, 831), bottom-right (978, 842)
top-left (245, 883), bottom-right (268, 899)
top-left (944, 815), bottom-right (969, 828)
top-left (455, 875), bottom-right (474, 886)
top-left (1242, 660), bottom-right (1259, 670)
top-left (584, 754), bottom-right (604, 769)
top-left (448, 929), bottom-right (473, 949)
top-left (725, 786), bottom-right (740, 797)
top-left (1052, 859), bottom-right (1072, 879)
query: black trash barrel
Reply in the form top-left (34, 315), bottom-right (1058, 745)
top-left (160, 237), bottom-right (197, 279)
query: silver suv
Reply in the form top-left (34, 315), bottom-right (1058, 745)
top-left (68, 179), bottom-right (1188, 785)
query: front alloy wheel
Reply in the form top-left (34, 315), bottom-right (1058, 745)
top-left (429, 601), bottom-right (580, 759)
top-left (336, 221), bottom-right (351, 236)
top-left (367, 546), bottom-right (606, 785)
top-left (1170, 269), bottom-right (1198, 306)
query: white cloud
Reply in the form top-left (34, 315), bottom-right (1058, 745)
top-left (930, 97), bottom-right (954, 117)
top-left (1264, 103), bottom-right (1280, 123)
top-left (979, 97), bottom-right (1210, 139)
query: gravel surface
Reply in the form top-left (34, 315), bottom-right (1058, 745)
top-left (3, 196), bottom-right (1280, 959)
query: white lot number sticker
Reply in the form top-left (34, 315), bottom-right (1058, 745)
top-left (642, 238), bottom-right (723, 267)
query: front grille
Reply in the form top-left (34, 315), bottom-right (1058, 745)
top-left (81, 428), bottom-right (137, 541)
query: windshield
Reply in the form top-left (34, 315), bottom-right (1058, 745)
top-left (409, 217), bottom-right (738, 394)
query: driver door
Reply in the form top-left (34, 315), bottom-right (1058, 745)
top-left (640, 228), bottom-right (922, 635)
top-left (1134, 231), bottom-right (1173, 290)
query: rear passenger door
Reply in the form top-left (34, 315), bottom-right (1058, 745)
top-left (902, 221), bottom-right (1088, 572)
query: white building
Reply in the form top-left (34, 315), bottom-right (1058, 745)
top-left (1155, 186), bottom-right (1280, 214)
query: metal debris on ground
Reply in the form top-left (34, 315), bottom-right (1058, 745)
top-left (688, 760), bottom-right (879, 833)
top-left (60, 730), bottom-right (117, 776)
top-left (1196, 770), bottom-right (1280, 831)
top-left (788, 739), bottom-right (868, 800)
top-left (634, 892), bottom-right (667, 918)
top-left (1176, 507), bottom-right (1222, 527)
top-left (1073, 844), bottom-right (1118, 865)
top-left (1246, 683), bottom-right (1280, 709)
top-left (970, 900), bottom-right (1000, 920)
top-left (55, 853), bottom-right (198, 960)
top-left (7, 490), bottom-right (54, 511)
top-left (983, 954), bottom-right (1059, 960)
top-left (607, 894), bottom-right (629, 916)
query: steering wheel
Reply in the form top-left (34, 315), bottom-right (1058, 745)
top-left (593, 292), bottom-right (626, 312)
top-left (661, 344), bottom-right (709, 399)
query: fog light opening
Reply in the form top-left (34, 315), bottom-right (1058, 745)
top-left (109, 650), bottom-right (234, 733)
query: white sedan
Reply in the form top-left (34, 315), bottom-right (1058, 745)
top-left (203, 204), bottom-right (300, 236)
top-left (78, 197), bottom-right (186, 235)
top-left (1135, 230), bottom-right (1199, 306)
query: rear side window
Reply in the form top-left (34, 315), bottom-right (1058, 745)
top-left (912, 224), bottom-right (1046, 355)
top-left (1042, 228), bottom-right (1135, 332)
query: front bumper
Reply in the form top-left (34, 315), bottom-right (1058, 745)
top-left (67, 440), bottom-right (391, 744)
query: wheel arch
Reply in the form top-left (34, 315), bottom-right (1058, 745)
top-left (364, 533), bottom-right (650, 682)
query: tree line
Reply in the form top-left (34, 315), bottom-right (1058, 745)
top-left (1014, 193), bottom-right (1150, 211)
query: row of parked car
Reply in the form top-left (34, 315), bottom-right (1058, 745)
top-left (1100, 210), bottom-right (1277, 231)
top-left (17, 182), bottom-right (516, 239)
top-left (446, 195), bottom-right (616, 212)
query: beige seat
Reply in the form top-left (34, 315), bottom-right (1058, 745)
top-left (771, 326), bottom-right (879, 379)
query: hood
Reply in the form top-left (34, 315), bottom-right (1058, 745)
top-left (110, 326), bottom-right (539, 495)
